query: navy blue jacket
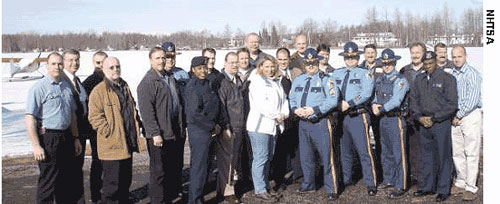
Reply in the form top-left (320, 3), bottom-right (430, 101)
top-left (184, 77), bottom-right (224, 132)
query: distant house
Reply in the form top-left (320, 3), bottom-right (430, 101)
top-left (228, 36), bottom-right (245, 48)
top-left (351, 32), bottom-right (399, 48)
top-left (426, 34), bottom-right (477, 46)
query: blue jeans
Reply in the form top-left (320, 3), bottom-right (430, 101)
top-left (248, 131), bottom-right (276, 194)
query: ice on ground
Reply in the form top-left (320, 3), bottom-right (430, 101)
top-left (1, 48), bottom-right (483, 156)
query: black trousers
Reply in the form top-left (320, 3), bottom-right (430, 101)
top-left (89, 133), bottom-right (103, 202)
top-left (70, 137), bottom-right (86, 204)
top-left (188, 127), bottom-right (212, 204)
top-left (101, 158), bottom-right (133, 204)
top-left (147, 137), bottom-right (185, 204)
top-left (407, 120), bottom-right (423, 189)
top-left (36, 129), bottom-right (74, 204)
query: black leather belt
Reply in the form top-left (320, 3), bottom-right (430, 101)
top-left (42, 128), bottom-right (69, 134)
top-left (347, 108), bottom-right (368, 117)
top-left (385, 111), bottom-right (401, 117)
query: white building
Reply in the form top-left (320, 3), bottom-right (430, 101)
top-left (426, 34), bottom-right (477, 45)
top-left (351, 32), bottom-right (399, 47)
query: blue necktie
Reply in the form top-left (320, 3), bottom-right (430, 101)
top-left (300, 77), bottom-right (312, 107)
top-left (341, 70), bottom-right (350, 100)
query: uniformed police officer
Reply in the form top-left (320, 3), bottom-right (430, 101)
top-left (332, 41), bottom-right (377, 196)
top-left (289, 48), bottom-right (340, 200)
top-left (185, 56), bottom-right (226, 204)
top-left (410, 51), bottom-right (457, 202)
top-left (371, 49), bottom-right (409, 198)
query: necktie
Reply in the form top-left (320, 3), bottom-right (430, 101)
top-left (300, 77), bottom-right (312, 107)
top-left (73, 76), bottom-right (81, 94)
top-left (234, 74), bottom-right (242, 87)
top-left (341, 70), bottom-right (350, 100)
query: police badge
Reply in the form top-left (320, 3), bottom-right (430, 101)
top-left (398, 80), bottom-right (405, 90)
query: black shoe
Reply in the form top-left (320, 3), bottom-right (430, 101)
top-left (389, 188), bottom-right (406, 198)
top-left (378, 183), bottom-right (393, 189)
top-left (436, 194), bottom-right (449, 202)
top-left (224, 195), bottom-right (242, 204)
top-left (254, 192), bottom-right (278, 202)
top-left (296, 187), bottom-right (315, 194)
top-left (328, 193), bottom-right (339, 201)
top-left (367, 187), bottom-right (377, 196)
top-left (413, 190), bottom-right (435, 197)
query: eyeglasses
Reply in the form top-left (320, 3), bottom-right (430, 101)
top-left (305, 61), bottom-right (319, 67)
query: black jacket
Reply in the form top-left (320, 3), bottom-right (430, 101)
top-left (184, 77), bottom-right (224, 132)
top-left (409, 68), bottom-right (458, 123)
top-left (218, 70), bottom-right (246, 131)
top-left (137, 69), bottom-right (184, 140)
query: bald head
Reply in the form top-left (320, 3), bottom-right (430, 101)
top-left (102, 57), bottom-right (121, 82)
top-left (295, 34), bottom-right (307, 54)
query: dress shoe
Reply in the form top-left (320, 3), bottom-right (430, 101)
top-left (254, 192), bottom-right (278, 203)
top-left (296, 187), bottom-right (315, 194)
top-left (378, 183), bottom-right (393, 189)
top-left (388, 188), bottom-right (406, 198)
top-left (413, 190), bottom-right (435, 197)
top-left (451, 185), bottom-right (466, 196)
top-left (367, 187), bottom-right (377, 196)
top-left (328, 193), bottom-right (339, 201)
top-left (436, 193), bottom-right (449, 202)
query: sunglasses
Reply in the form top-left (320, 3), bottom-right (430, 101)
top-left (305, 61), bottom-right (319, 67)
top-left (344, 56), bottom-right (359, 60)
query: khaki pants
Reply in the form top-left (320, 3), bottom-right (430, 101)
top-left (452, 108), bottom-right (482, 193)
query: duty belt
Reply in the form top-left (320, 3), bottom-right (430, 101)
top-left (347, 107), bottom-right (368, 117)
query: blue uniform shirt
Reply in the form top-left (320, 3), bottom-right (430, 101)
top-left (332, 66), bottom-right (374, 108)
top-left (372, 70), bottom-right (409, 114)
top-left (289, 71), bottom-right (339, 119)
top-left (25, 76), bottom-right (76, 130)
top-left (172, 66), bottom-right (190, 84)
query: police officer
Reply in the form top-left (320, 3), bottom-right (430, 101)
top-left (371, 49), bottom-right (409, 198)
top-left (410, 51), bottom-right (457, 202)
top-left (289, 48), bottom-right (340, 201)
top-left (184, 56), bottom-right (226, 204)
top-left (161, 42), bottom-right (190, 84)
top-left (332, 41), bottom-right (377, 196)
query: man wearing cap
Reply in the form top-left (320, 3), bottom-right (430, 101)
top-left (289, 48), bottom-right (340, 201)
top-left (434, 43), bottom-right (454, 73)
top-left (371, 49), bottom-right (409, 198)
top-left (88, 57), bottom-right (143, 204)
top-left (410, 51), bottom-right (457, 202)
top-left (399, 42), bottom-right (426, 191)
top-left (161, 42), bottom-right (190, 86)
top-left (289, 34), bottom-right (308, 73)
top-left (185, 56), bottom-right (226, 204)
top-left (137, 47), bottom-right (185, 204)
top-left (25, 52), bottom-right (82, 204)
top-left (332, 41), bottom-right (377, 196)
top-left (244, 33), bottom-right (268, 69)
top-left (450, 45), bottom-right (482, 201)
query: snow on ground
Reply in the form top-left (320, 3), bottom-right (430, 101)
top-left (1, 47), bottom-right (483, 156)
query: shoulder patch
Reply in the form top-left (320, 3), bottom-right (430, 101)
top-left (328, 80), bottom-right (336, 88)
top-left (398, 80), bottom-right (405, 90)
top-left (329, 88), bottom-right (336, 95)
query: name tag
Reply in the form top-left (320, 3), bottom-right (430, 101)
top-left (295, 87), bottom-right (304, 92)
top-left (311, 87), bottom-right (322, 93)
top-left (349, 79), bottom-right (361, 84)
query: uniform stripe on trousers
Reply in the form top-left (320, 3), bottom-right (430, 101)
top-left (397, 117), bottom-right (407, 189)
top-left (362, 113), bottom-right (377, 187)
top-left (326, 119), bottom-right (338, 194)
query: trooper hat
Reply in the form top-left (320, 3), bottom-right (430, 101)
top-left (338, 41), bottom-right (364, 57)
top-left (161, 42), bottom-right (177, 56)
top-left (421, 51), bottom-right (437, 62)
top-left (304, 48), bottom-right (324, 62)
top-left (191, 56), bottom-right (208, 68)
top-left (378, 48), bottom-right (401, 64)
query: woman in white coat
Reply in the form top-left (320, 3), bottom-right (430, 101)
top-left (246, 55), bottom-right (289, 202)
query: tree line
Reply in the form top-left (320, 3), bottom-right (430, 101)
top-left (2, 4), bottom-right (482, 53)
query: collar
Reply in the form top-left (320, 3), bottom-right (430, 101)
top-left (63, 69), bottom-right (76, 82)
top-left (45, 75), bottom-right (61, 85)
top-left (383, 69), bottom-right (398, 78)
top-left (452, 62), bottom-right (469, 74)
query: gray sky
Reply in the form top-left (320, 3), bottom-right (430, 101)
top-left (2, 0), bottom-right (482, 34)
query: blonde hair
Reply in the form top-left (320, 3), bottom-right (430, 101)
top-left (255, 55), bottom-right (281, 78)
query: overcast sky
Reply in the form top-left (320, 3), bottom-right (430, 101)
top-left (2, 0), bottom-right (482, 35)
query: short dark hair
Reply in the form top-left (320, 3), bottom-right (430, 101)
top-left (93, 51), bottom-right (108, 59)
top-left (364, 44), bottom-right (377, 52)
top-left (202, 48), bottom-right (216, 56)
top-left (434, 42), bottom-right (447, 50)
top-left (316, 44), bottom-right (330, 53)
top-left (276, 47), bottom-right (290, 57)
top-left (225, 52), bottom-right (237, 62)
top-left (63, 49), bottom-right (80, 58)
top-left (237, 47), bottom-right (250, 56)
top-left (409, 42), bottom-right (427, 52)
top-left (149, 47), bottom-right (165, 59)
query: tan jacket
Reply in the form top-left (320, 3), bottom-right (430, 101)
top-left (88, 80), bottom-right (144, 160)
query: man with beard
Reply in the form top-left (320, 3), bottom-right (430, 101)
top-left (289, 34), bottom-right (307, 73)
top-left (399, 42), bottom-right (426, 192)
top-left (410, 51), bottom-right (457, 202)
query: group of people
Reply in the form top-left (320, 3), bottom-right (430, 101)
top-left (25, 32), bottom-right (482, 204)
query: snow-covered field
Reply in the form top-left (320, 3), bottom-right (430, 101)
top-left (1, 47), bottom-right (483, 156)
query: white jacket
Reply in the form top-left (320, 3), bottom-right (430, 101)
top-left (246, 71), bottom-right (289, 135)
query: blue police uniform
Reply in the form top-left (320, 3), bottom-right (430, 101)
top-left (289, 70), bottom-right (340, 196)
top-left (373, 69), bottom-right (409, 190)
top-left (332, 65), bottom-right (377, 189)
top-left (410, 52), bottom-right (457, 198)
